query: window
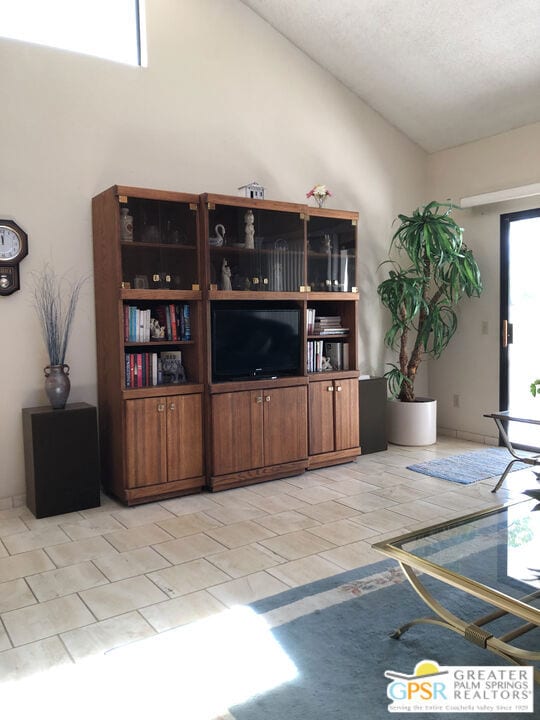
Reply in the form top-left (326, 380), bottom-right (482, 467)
top-left (0, 0), bottom-right (146, 66)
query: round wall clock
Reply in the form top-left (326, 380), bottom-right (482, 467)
top-left (0, 219), bottom-right (28, 296)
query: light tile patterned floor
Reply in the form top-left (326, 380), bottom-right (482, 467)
top-left (0, 437), bottom-right (533, 685)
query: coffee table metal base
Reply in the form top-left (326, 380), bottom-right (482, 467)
top-left (391, 561), bottom-right (540, 684)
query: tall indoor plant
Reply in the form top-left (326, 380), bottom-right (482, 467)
top-left (377, 201), bottom-right (482, 443)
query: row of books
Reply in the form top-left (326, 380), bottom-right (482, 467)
top-left (125, 350), bottom-right (186, 388)
top-left (306, 310), bottom-right (350, 336)
top-left (124, 304), bottom-right (191, 342)
top-left (307, 340), bottom-right (350, 373)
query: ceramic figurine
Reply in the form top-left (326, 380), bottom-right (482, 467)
top-left (244, 209), bottom-right (255, 249)
top-left (150, 318), bottom-right (165, 339)
top-left (221, 258), bottom-right (232, 291)
top-left (209, 224), bottom-right (226, 247)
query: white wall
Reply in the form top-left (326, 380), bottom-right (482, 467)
top-left (427, 123), bottom-right (540, 441)
top-left (0, 0), bottom-right (426, 503)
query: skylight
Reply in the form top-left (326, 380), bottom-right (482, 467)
top-left (0, 0), bottom-right (146, 66)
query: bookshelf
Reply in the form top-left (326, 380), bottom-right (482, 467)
top-left (92, 186), bottom-right (360, 502)
top-left (92, 186), bottom-right (205, 504)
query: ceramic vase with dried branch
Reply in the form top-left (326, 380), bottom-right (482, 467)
top-left (32, 265), bottom-right (86, 409)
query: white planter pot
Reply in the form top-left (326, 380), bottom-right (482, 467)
top-left (387, 398), bottom-right (437, 446)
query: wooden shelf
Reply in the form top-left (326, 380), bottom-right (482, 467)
top-left (121, 289), bottom-right (202, 300)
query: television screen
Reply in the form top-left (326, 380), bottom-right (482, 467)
top-left (211, 302), bottom-right (302, 382)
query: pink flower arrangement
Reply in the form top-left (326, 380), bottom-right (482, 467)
top-left (306, 184), bottom-right (332, 200)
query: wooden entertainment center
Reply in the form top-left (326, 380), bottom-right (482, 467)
top-left (92, 186), bottom-right (360, 505)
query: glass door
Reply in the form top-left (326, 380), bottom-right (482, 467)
top-left (207, 203), bottom-right (304, 292)
top-left (500, 208), bottom-right (540, 448)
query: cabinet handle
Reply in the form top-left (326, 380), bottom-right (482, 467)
top-left (157, 404), bottom-right (165, 412)
top-left (336, 385), bottom-right (342, 392)
top-left (327, 386), bottom-right (334, 392)
top-left (265, 395), bottom-right (271, 402)
top-left (255, 396), bottom-right (263, 404)
top-left (169, 403), bottom-right (175, 411)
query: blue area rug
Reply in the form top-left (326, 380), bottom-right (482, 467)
top-left (231, 538), bottom-right (539, 720)
top-left (407, 447), bottom-right (531, 484)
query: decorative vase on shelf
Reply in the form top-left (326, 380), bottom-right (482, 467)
top-left (120, 207), bottom-right (133, 242)
top-left (306, 184), bottom-right (332, 209)
top-left (44, 364), bottom-right (71, 410)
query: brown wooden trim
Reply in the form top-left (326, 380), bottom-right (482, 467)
top-left (307, 291), bottom-right (359, 300)
top-left (114, 185), bottom-right (200, 204)
top-left (308, 370), bottom-right (359, 382)
top-left (122, 384), bottom-right (204, 400)
top-left (208, 459), bottom-right (307, 491)
top-left (121, 289), bottom-right (202, 301)
top-left (307, 447), bottom-right (360, 469)
top-left (305, 207), bottom-right (359, 221)
top-left (202, 193), bottom-right (305, 214)
top-left (124, 476), bottom-right (205, 505)
top-left (208, 376), bottom-right (308, 394)
top-left (207, 290), bottom-right (307, 301)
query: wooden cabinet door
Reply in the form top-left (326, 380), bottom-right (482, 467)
top-left (124, 398), bottom-right (167, 488)
top-left (211, 390), bottom-right (264, 475)
top-left (264, 385), bottom-right (307, 466)
top-left (334, 378), bottom-right (360, 451)
top-left (308, 380), bottom-right (336, 455)
top-left (166, 393), bottom-right (204, 482)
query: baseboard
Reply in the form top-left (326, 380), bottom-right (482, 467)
top-left (437, 426), bottom-right (498, 446)
top-left (0, 493), bottom-right (27, 510)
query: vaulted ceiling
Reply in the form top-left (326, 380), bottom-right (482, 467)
top-left (240, 0), bottom-right (540, 152)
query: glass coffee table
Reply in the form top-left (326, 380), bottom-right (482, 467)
top-left (373, 497), bottom-right (540, 683)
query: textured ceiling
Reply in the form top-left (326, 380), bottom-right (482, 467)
top-left (239, 0), bottom-right (540, 152)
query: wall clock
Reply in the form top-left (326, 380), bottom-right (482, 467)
top-left (0, 219), bottom-right (28, 295)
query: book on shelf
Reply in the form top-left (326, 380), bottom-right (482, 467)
top-left (124, 350), bottom-right (189, 387)
top-left (160, 350), bottom-right (186, 384)
top-left (183, 304), bottom-right (191, 340)
top-left (169, 304), bottom-right (177, 341)
top-left (150, 303), bottom-right (191, 341)
top-left (307, 339), bottom-right (327, 373)
top-left (125, 352), bottom-right (160, 388)
top-left (324, 342), bottom-right (350, 371)
top-left (312, 328), bottom-right (350, 336)
top-left (311, 314), bottom-right (346, 336)
top-left (124, 306), bottom-right (151, 342)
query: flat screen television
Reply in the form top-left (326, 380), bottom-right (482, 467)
top-left (211, 301), bottom-right (302, 382)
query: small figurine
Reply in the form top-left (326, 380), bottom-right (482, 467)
top-left (221, 258), bottom-right (232, 291)
top-left (150, 318), bottom-right (165, 339)
top-left (244, 209), bottom-right (255, 249)
top-left (209, 224), bottom-right (226, 247)
top-left (321, 356), bottom-right (333, 371)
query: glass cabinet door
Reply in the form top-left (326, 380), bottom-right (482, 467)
top-left (120, 197), bottom-right (199, 291)
top-left (208, 204), bottom-right (305, 292)
top-left (307, 215), bottom-right (357, 293)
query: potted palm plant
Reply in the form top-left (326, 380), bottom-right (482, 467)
top-left (377, 201), bottom-right (482, 445)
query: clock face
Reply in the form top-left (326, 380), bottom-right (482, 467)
top-left (0, 225), bottom-right (22, 261)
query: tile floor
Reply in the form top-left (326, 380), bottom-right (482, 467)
top-left (0, 437), bottom-right (534, 686)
